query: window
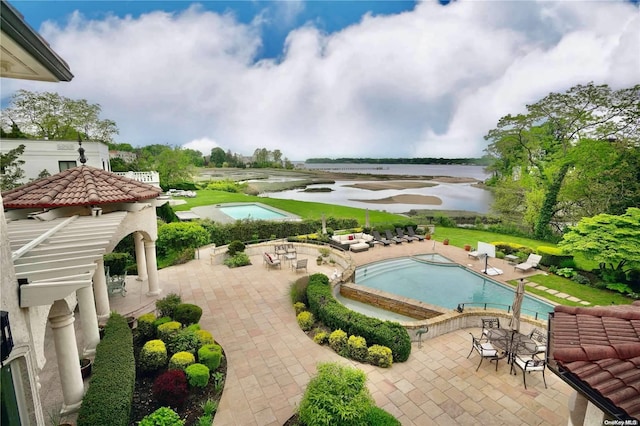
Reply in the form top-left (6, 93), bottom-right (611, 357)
top-left (58, 161), bottom-right (76, 172)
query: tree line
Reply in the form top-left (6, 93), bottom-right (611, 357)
top-left (305, 157), bottom-right (491, 165)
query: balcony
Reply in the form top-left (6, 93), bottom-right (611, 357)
top-left (112, 171), bottom-right (160, 188)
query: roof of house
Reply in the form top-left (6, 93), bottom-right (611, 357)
top-left (1, 166), bottom-right (163, 208)
top-left (549, 302), bottom-right (640, 421)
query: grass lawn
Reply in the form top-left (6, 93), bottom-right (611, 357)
top-left (506, 273), bottom-right (635, 306)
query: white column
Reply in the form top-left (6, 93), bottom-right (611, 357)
top-left (144, 239), bottom-right (161, 296)
top-left (567, 391), bottom-right (588, 426)
top-left (134, 232), bottom-right (148, 281)
top-left (584, 401), bottom-right (607, 426)
top-left (77, 285), bottom-right (100, 356)
top-left (49, 312), bottom-right (84, 414)
top-left (93, 258), bottom-right (110, 320)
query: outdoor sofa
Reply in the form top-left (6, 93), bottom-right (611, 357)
top-left (330, 232), bottom-right (374, 252)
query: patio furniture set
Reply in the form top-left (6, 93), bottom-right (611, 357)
top-left (467, 317), bottom-right (548, 389)
top-left (264, 244), bottom-right (308, 272)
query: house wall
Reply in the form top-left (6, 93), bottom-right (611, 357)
top-left (0, 139), bottom-right (111, 184)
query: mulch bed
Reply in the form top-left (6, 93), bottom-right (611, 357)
top-left (129, 335), bottom-right (227, 425)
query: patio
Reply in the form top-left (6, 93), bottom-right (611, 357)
top-left (42, 240), bottom-right (573, 425)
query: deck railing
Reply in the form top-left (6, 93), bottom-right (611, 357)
top-left (112, 171), bottom-right (160, 188)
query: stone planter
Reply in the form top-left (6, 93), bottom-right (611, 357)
top-left (126, 316), bottom-right (136, 329)
top-left (80, 358), bottom-right (92, 379)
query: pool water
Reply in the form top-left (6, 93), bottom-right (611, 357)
top-left (355, 257), bottom-right (553, 318)
top-left (218, 204), bottom-right (287, 220)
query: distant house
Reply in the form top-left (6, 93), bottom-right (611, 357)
top-left (109, 149), bottom-right (137, 163)
top-left (1, 139), bottom-right (112, 183)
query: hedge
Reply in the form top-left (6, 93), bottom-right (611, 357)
top-left (77, 313), bottom-right (135, 426)
top-left (306, 273), bottom-right (412, 362)
top-left (537, 246), bottom-right (574, 267)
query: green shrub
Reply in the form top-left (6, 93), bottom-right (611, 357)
top-left (606, 282), bottom-right (633, 295)
top-left (367, 345), bottom-right (393, 368)
top-left (157, 222), bottom-right (208, 257)
top-left (154, 316), bottom-right (172, 329)
top-left (185, 363), bottom-right (210, 388)
top-left (104, 252), bottom-right (132, 275)
top-left (168, 351), bottom-right (196, 371)
top-left (195, 330), bottom-right (215, 346)
top-left (224, 252), bottom-right (251, 268)
top-left (139, 407), bottom-right (185, 426)
top-left (198, 344), bottom-right (223, 371)
top-left (307, 273), bottom-right (411, 362)
top-left (537, 246), bottom-right (574, 267)
top-left (137, 313), bottom-right (157, 341)
top-left (290, 277), bottom-right (309, 306)
top-left (297, 311), bottom-right (315, 331)
top-left (158, 321), bottom-right (182, 341)
top-left (294, 302), bottom-right (306, 315)
top-left (559, 259), bottom-right (577, 269)
top-left (298, 362), bottom-right (374, 426)
top-left (495, 251), bottom-right (505, 259)
top-left (329, 329), bottom-right (348, 355)
top-left (556, 267), bottom-right (576, 278)
top-left (185, 323), bottom-right (201, 332)
top-left (174, 303), bottom-right (203, 326)
top-left (348, 335), bottom-right (368, 362)
top-left (363, 406), bottom-right (400, 425)
top-left (166, 329), bottom-right (200, 355)
top-left (313, 331), bottom-right (329, 345)
top-left (227, 240), bottom-right (246, 256)
top-left (77, 313), bottom-right (135, 426)
top-left (156, 293), bottom-right (182, 318)
top-left (140, 340), bottom-right (168, 373)
top-left (572, 274), bottom-right (591, 285)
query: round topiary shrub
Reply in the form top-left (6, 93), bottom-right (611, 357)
top-left (165, 329), bottom-right (200, 355)
top-left (294, 302), bottom-right (306, 315)
top-left (173, 303), bottom-right (203, 326)
top-left (185, 363), bottom-right (210, 388)
top-left (348, 335), bottom-right (368, 362)
top-left (227, 240), bottom-right (246, 256)
top-left (153, 370), bottom-right (188, 408)
top-left (168, 351), bottom-right (196, 371)
top-left (367, 345), bottom-right (393, 368)
top-left (156, 293), bottom-right (182, 318)
top-left (195, 329), bottom-right (215, 346)
top-left (313, 331), bottom-right (329, 345)
top-left (139, 407), bottom-right (185, 426)
top-left (197, 344), bottom-right (223, 371)
top-left (139, 339), bottom-right (168, 373)
top-left (329, 329), bottom-right (348, 355)
top-left (297, 311), bottom-right (314, 331)
top-left (157, 321), bottom-right (182, 342)
top-left (185, 323), bottom-right (201, 332)
top-left (154, 316), bottom-right (172, 329)
top-left (137, 312), bottom-right (157, 341)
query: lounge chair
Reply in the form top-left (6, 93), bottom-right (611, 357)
top-left (514, 254), bottom-right (542, 272)
top-left (468, 250), bottom-right (484, 259)
top-left (406, 226), bottom-right (425, 241)
top-left (371, 230), bottom-right (391, 246)
top-left (384, 230), bottom-right (403, 244)
top-left (263, 252), bottom-right (281, 269)
top-left (396, 228), bottom-right (418, 242)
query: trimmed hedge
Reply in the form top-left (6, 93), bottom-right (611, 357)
top-left (306, 273), bottom-right (412, 362)
top-left (537, 246), bottom-right (574, 267)
top-left (77, 313), bottom-right (135, 426)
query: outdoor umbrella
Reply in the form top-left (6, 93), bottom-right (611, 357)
top-left (365, 208), bottom-right (370, 228)
top-left (321, 213), bottom-right (327, 234)
top-left (510, 279), bottom-right (526, 333)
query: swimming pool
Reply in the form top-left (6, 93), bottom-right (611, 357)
top-left (218, 204), bottom-right (287, 220)
top-left (355, 256), bottom-right (554, 318)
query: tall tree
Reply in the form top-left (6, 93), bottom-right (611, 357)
top-left (210, 147), bottom-right (226, 167)
top-left (1, 89), bottom-right (119, 142)
top-left (0, 144), bottom-right (26, 190)
top-left (484, 83), bottom-right (640, 239)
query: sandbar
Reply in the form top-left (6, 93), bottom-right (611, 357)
top-left (350, 194), bottom-right (442, 205)
top-left (344, 181), bottom-right (437, 191)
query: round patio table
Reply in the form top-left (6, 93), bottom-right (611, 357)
top-left (487, 328), bottom-right (538, 368)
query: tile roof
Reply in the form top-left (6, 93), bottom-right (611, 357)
top-left (550, 302), bottom-right (640, 420)
top-left (1, 166), bottom-right (162, 209)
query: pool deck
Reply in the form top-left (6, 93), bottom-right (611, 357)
top-left (43, 240), bottom-right (573, 425)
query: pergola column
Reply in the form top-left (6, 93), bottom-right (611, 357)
top-left (134, 231), bottom-right (148, 281)
top-left (49, 309), bottom-right (84, 415)
top-left (144, 239), bottom-right (161, 296)
top-left (77, 285), bottom-right (100, 356)
top-left (93, 258), bottom-right (110, 320)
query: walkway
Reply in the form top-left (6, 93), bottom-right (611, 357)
top-left (45, 240), bottom-right (573, 425)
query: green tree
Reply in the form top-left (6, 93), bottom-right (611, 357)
top-left (1, 90), bottom-right (119, 142)
top-left (182, 148), bottom-right (204, 167)
top-left (558, 208), bottom-right (640, 276)
top-left (485, 83), bottom-right (640, 239)
top-left (210, 147), bottom-right (226, 167)
top-left (157, 222), bottom-right (209, 257)
top-left (0, 144), bottom-right (26, 190)
top-left (136, 144), bottom-right (195, 187)
top-left (109, 157), bottom-right (129, 172)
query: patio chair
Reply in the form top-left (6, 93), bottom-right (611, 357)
top-left (468, 250), bottom-right (484, 259)
top-left (292, 258), bottom-right (308, 272)
top-left (371, 230), bottom-right (391, 246)
top-left (406, 226), bottom-right (425, 241)
top-left (528, 328), bottom-right (548, 354)
top-left (467, 333), bottom-right (500, 371)
top-left (481, 317), bottom-right (501, 339)
top-left (275, 245), bottom-right (287, 260)
top-left (510, 354), bottom-right (547, 389)
top-left (514, 254), bottom-right (542, 272)
top-left (384, 229), bottom-right (403, 244)
top-left (396, 228), bottom-right (418, 242)
top-left (105, 266), bottom-right (127, 297)
top-left (263, 252), bottom-right (281, 269)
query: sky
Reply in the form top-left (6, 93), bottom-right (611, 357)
top-left (2, 0), bottom-right (639, 160)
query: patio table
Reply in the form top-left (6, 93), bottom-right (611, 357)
top-left (487, 328), bottom-right (538, 367)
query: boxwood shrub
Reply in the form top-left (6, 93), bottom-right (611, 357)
top-left (185, 363), bottom-right (210, 388)
top-left (174, 303), bottom-right (203, 326)
top-left (296, 311), bottom-right (314, 331)
top-left (306, 273), bottom-right (411, 362)
top-left (367, 345), bottom-right (393, 368)
top-left (198, 344), bottom-right (223, 371)
top-left (137, 312), bottom-right (157, 341)
top-left (348, 335), bottom-right (368, 362)
top-left (537, 246), bottom-right (574, 267)
top-left (139, 407), bottom-right (185, 426)
top-left (158, 321), bottom-right (182, 341)
top-left (140, 339), bottom-right (168, 373)
top-left (195, 329), bottom-right (215, 346)
top-left (165, 329), bottom-right (200, 355)
top-left (77, 313), bottom-right (135, 426)
top-left (168, 351), bottom-right (196, 371)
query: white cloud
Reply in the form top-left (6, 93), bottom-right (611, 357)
top-left (4, 0), bottom-right (638, 159)
top-left (182, 137), bottom-right (219, 155)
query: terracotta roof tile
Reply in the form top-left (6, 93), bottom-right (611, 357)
top-left (550, 301), bottom-right (640, 420)
top-left (1, 166), bottom-right (162, 208)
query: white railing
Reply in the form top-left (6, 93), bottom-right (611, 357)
top-left (113, 171), bottom-right (160, 188)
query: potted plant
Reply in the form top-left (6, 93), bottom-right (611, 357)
top-left (316, 256), bottom-right (323, 266)
top-left (443, 239), bottom-right (450, 245)
top-left (80, 357), bottom-right (93, 379)
top-left (425, 233), bottom-right (431, 240)
top-left (126, 315), bottom-right (136, 329)
top-left (464, 244), bottom-right (472, 251)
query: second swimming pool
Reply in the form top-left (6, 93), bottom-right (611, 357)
top-left (355, 256), bottom-right (554, 319)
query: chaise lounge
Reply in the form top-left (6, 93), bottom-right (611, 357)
top-left (372, 230), bottom-right (391, 246)
top-left (385, 229), bottom-right (403, 244)
top-left (396, 228), bottom-right (418, 242)
top-left (514, 254), bottom-right (542, 272)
